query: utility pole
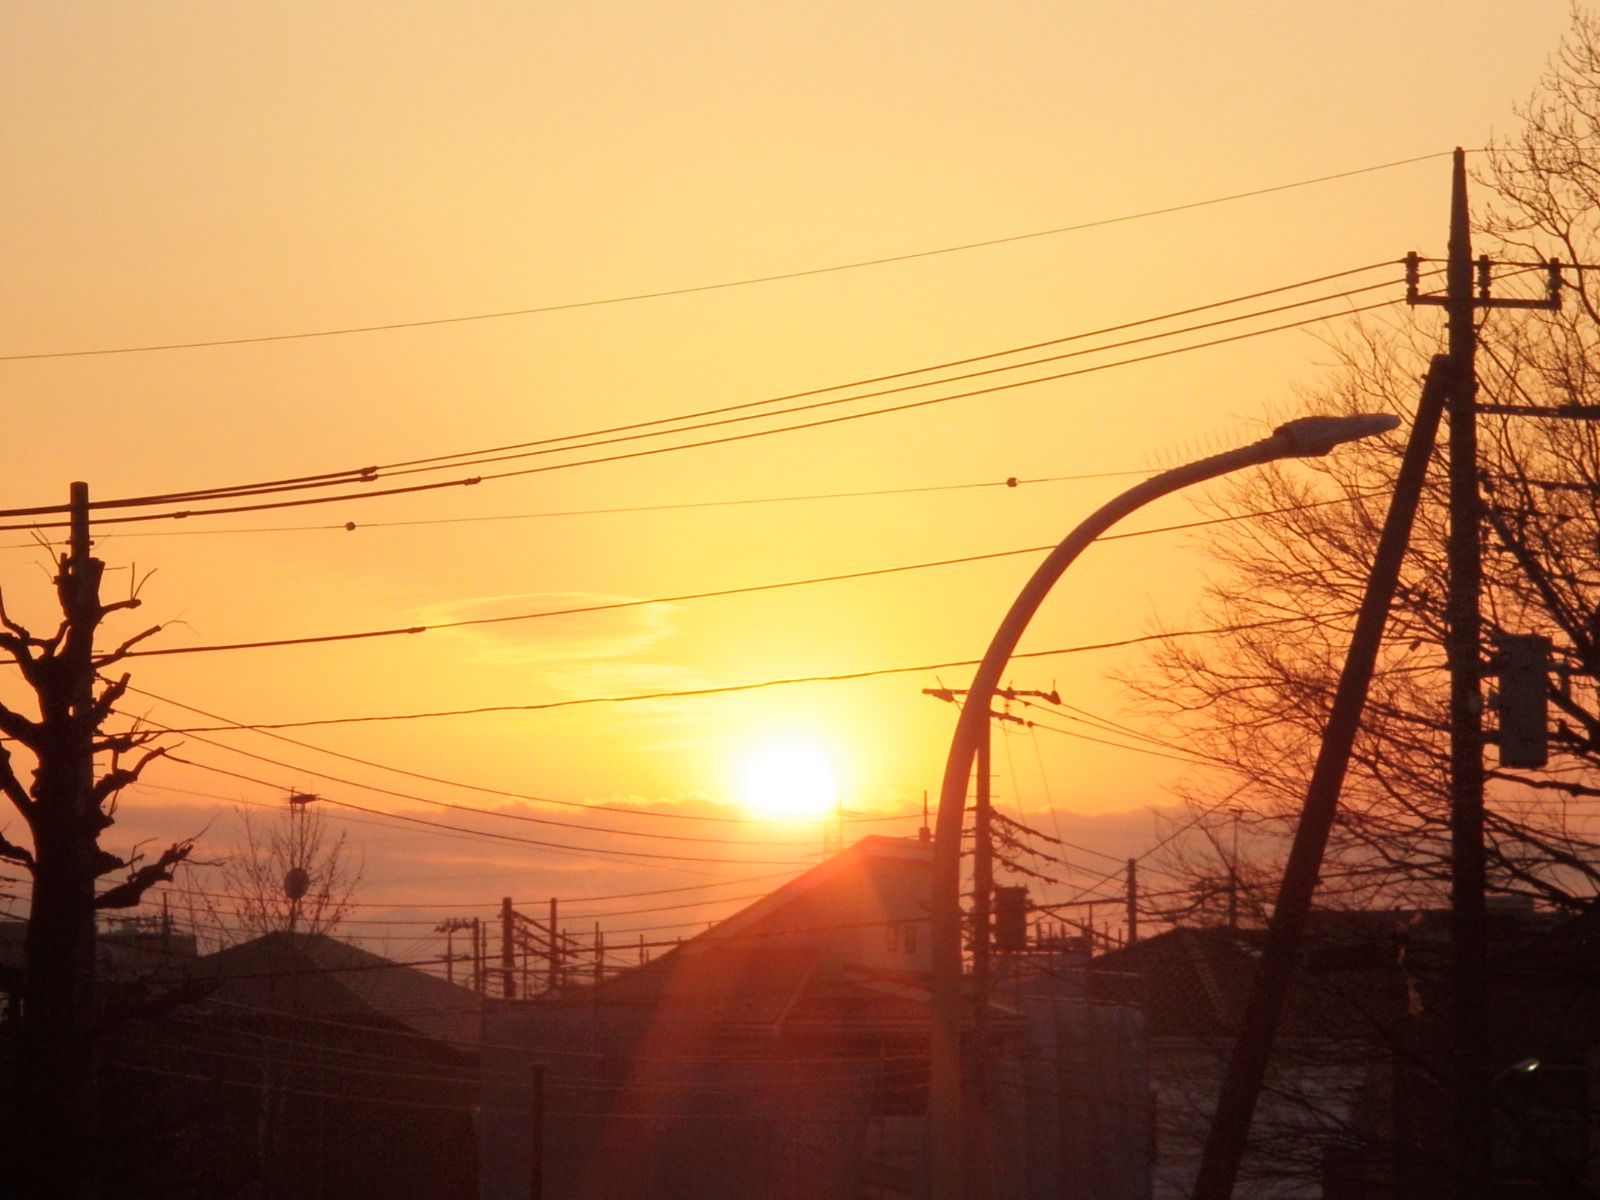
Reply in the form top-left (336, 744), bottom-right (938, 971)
top-left (437, 918), bottom-right (473, 986)
top-left (1406, 148), bottom-right (1560, 1200)
top-left (1125, 858), bottom-right (1138, 946)
top-left (502, 897), bottom-right (517, 1000)
top-left (1444, 147), bottom-right (1490, 1200)
top-left (922, 686), bottom-right (1046, 1011)
top-left (472, 917), bottom-right (484, 994)
top-left (547, 898), bottom-right (560, 992)
top-left (924, 683), bottom-right (1053, 1200)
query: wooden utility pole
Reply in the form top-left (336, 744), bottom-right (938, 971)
top-left (472, 917), bottom-right (484, 994)
top-left (547, 897), bottom-right (560, 991)
top-left (924, 684), bottom-right (1052, 1200)
top-left (437, 918), bottom-right (473, 986)
top-left (1406, 149), bottom-right (1560, 1200)
top-left (1125, 858), bottom-right (1138, 946)
top-left (922, 683), bottom-right (1053, 1001)
top-left (1443, 147), bottom-right (1491, 1200)
top-left (1194, 151), bottom-right (1562, 1200)
top-left (501, 896), bottom-right (517, 999)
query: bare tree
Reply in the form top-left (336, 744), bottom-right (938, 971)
top-left (217, 795), bottom-right (362, 941)
top-left (1133, 8), bottom-right (1600, 920)
top-left (0, 492), bottom-right (192, 1200)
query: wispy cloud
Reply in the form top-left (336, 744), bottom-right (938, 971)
top-left (409, 592), bottom-right (710, 702)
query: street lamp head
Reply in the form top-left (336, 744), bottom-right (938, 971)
top-left (1495, 1056), bottom-right (1541, 1083)
top-left (1272, 413), bottom-right (1401, 457)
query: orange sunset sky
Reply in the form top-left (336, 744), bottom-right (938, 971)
top-left (0, 3), bottom-right (1577, 956)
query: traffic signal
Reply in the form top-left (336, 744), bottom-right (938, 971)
top-left (993, 886), bottom-right (1028, 952)
top-left (1495, 634), bottom-right (1551, 769)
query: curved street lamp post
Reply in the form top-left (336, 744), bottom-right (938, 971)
top-left (928, 413), bottom-right (1401, 1200)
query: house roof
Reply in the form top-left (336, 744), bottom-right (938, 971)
top-left (587, 834), bottom-right (930, 995)
top-left (542, 835), bottom-right (935, 1037)
top-left (681, 833), bottom-right (931, 952)
top-left (1087, 903), bottom-right (1573, 1039)
top-left (195, 931), bottom-right (481, 1053)
top-left (1088, 918), bottom-right (1414, 1040)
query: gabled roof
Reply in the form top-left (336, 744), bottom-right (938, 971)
top-left (592, 834), bottom-right (928, 990)
top-left (555, 835), bottom-right (931, 1032)
top-left (682, 833), bottom-right (930, 952)
top-left (196, 930), bottom-right (480, 1053)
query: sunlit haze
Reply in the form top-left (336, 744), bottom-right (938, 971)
top-left (0, 1), bottom-right (1574, 957)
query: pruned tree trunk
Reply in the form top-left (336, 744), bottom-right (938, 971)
top-left (0, 484), bottom-right (191, 1199)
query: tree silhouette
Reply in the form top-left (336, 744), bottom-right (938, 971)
top-left (217, 796), bottom-right (363, 941)
top-left (0, 490), bottom-right (192, 1200)
top-left (1135, 10), bottom-right (1600, 919)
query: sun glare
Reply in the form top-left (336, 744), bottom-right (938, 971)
top-left (739, 741), bottom-right (839, 821)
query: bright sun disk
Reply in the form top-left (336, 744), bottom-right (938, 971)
top-left (739, 741), bottom-right (839, 821)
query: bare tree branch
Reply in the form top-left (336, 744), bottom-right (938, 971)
top-left (92, 622), bottom-right (163, 671)
top-left (92, 744), bottom-right (170, 811)
top-left (94, 839), bottom-right (194, 910)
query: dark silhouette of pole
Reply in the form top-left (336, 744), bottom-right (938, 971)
top-left (970, 727), bottom-right (992, 1198)
top-left (1190, 358), bottom-right (1450, 1199)
top-left (1125, 859), bottom-right (1138, 945)
top-left (1401, 158), bottom-right (1560, 1199)
top-left (502, 896), bottom-right (517, 1000)
top-left (548, 897), bottom-right (559, 991)
top-left (929, 416), bottom-right (1399, 1200)
top-left (1442, 147), bottom-right (1490, 1200)
top-left (473, 917), bottom-right (483, 994)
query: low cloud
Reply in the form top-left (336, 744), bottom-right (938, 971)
top-left (411, 591), bottom-right (682, 666)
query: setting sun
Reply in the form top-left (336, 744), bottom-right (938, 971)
top-left (738, 741), bottom-right (840, 821)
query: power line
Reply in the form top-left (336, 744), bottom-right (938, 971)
top-left (0, 471), bottom-right (1136, 548)
top-left (1023, 717), bottom-right (1210, 767)
top-left (0, 154), bottom-right (1442, 363)
top-left (162, 753), bottom-right (820, 868)
top-left (2, 265), bottom-right (1399, 525)
top-left (365, 264), bottom-right (1405, 479)
top-left (132, 852), bottom-right (803, 909)
top-left (0, 285), bottom-right (1408, 532)
top-left (122, 681), bottom-right (913, 827)
top-left (106, 490), bottom-right (1367, 661)
top-left (146, 725), bottom-right (842, 849)
top-left (140, 614), bottom-right (1322, 735)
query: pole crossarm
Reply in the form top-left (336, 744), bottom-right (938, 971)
top-left (1405, 250), bottom-right (1563, 313)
